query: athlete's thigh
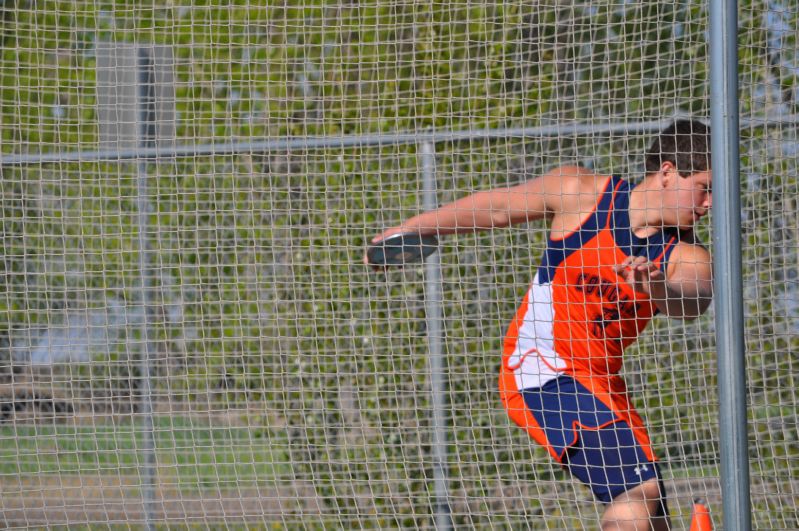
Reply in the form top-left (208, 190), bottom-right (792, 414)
top-left (522, 375), bottom-right (662, 503)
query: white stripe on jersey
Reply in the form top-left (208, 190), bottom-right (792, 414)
top-left (507, 272), bottom-right (567, 391)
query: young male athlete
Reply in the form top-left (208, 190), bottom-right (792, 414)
top-left (366, 120), bottom-right (713, 530)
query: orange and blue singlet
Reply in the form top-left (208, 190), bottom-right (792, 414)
top-left (499, 175), bottom-right (679, 503)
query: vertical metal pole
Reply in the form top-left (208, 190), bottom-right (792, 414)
top-left (136, 46), bottom-right (158, 531)
top-left (709, 0), bottom-right (752, 529)
top-left (421, 142), bottom-right (452, 530)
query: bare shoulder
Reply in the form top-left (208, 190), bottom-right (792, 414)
top-left (666, 234), bottom-right (712, 280)
top-left (540, 165), bottom-right (612, 215)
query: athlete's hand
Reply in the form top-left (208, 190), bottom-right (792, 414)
top-left (613, 255), bottom-right (665, 295)
top-left (363, 226), bottom-right (406, 269)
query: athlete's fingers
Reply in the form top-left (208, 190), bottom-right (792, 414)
top-left (365, 227), bottom-right (405, 269)
top-left (633, 263), bottom-right (658, 281)
top-left (371, 226), bottom-right (405, 244)
top-left (613, 263), bottom-right (633, 279)
top-left (613, 255), bottom-right (635, 274)
top-left (634, 261), bottom-right (657, 273)
top-left (623, 256), bottom-right (647, 275)
top-left (617, 256), bottom-right (647, 276)
top-left (648, 268), bottom-right (665, 282)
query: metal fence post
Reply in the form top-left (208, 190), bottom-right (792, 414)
top-left (136, 46), bottom-right (159, 531)
top-left (420, 141), bottom-right (452, 530)
top-left (709, 0), bottom-right (752, 529)
top-left (96, 42), bottom-right (176, 528)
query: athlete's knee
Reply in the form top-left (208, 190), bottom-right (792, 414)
top-left (625, 478), bottom-right (669, 516)
top-left (629, 478), bottom-right (663, 502)
top-left (602, 479), bottom-right (670, 531)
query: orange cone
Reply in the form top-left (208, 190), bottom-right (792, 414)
top-left (690, 498), bottom-right (713, 531)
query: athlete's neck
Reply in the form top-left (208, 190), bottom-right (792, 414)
top-left (628, 177), bottom-right (665, 238)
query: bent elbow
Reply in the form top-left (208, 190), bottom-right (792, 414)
top-left (659, 295), bottom-right (712, 321)
top-left (676, 297), bottom-right (713, 321)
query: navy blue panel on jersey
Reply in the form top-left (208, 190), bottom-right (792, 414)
top-left (537, 176), bottom-right (619, 284)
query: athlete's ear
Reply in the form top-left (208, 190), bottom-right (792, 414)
top-left (659, 161), bottom-right (678, 188)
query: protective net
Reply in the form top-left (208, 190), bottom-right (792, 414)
top-left (0, 1), bottom-right (797, 529)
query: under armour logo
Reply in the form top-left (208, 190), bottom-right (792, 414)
top-left (634, 465), bottom-right (650, 476)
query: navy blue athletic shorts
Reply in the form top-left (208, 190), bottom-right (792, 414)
top-left (521, 375), bottom-right (665, 504)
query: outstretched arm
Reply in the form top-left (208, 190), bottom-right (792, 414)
top-left (367, 165), bottom-right (589, 243)
top-left (615, 242), bottom-right (713, 320)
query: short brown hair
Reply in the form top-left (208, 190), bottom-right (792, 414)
top-left (644, 120), bottom-right (711, 177)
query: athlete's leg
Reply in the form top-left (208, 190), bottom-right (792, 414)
top-left (565, 426), bottom-right (670, 531)
top-left (518, 376), bottom-right (670, 529)
top-left (601, 478), bottom-right (670, 531)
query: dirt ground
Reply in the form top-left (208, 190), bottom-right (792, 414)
top-left (0, 474), bottom-right (730, 528)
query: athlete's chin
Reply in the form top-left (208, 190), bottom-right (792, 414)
top-left (676, 212), bottom-right (704, 229)
top-left (674, 219), bottom-right (698, 231)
